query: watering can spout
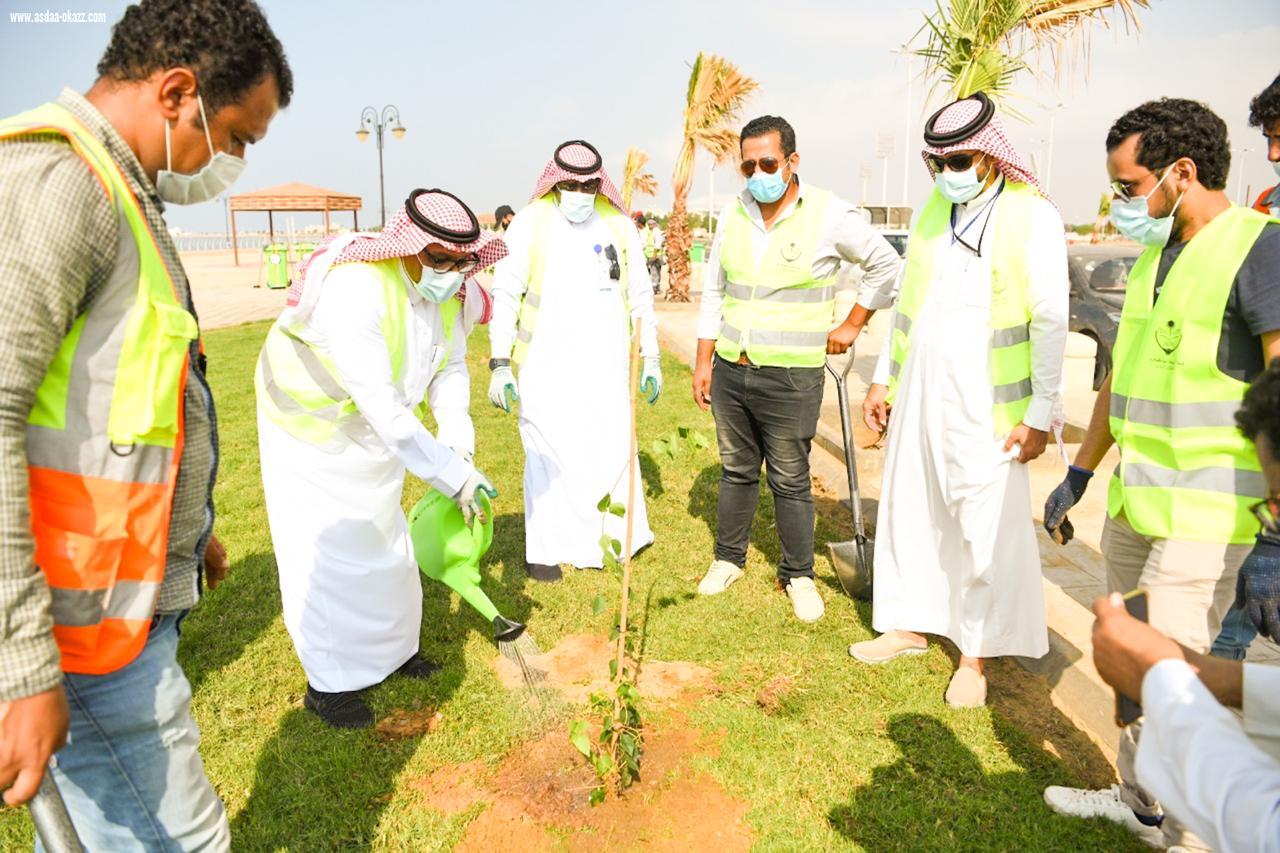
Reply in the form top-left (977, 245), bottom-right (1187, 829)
top-left (493, 615), bottom-right (526, 643)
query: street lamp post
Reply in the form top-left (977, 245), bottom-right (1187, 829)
top-left (355, 104), bottom-right (406, 229)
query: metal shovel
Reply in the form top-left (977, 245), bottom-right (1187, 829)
top-left (31, 768), bottom-right (85, 853)
top-left (825, 347), bottom-right (874, 601)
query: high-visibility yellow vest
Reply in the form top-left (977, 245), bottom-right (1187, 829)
top-left (643, 227), bottom-right (658, 259)
top-left (255, 258), bottom-right (460, 446)
top-left (1108, 205), bottom-right (1277, 544)
top-left (0, 102), bottom-right (199, 674)
top-left (714, 187), bottom-right (836, 369)
top-left (512, 195), bottom-right (633, 365)
top-left (887, 182), bottom-right (1041, 435)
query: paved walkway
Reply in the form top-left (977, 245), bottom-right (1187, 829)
top-left (652, 297), bottom-right (1278, 760)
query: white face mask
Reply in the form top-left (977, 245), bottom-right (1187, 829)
top-left (557, 190), bottom-right (596, 224)
top-left (155, 94), bottom-right (246, 205)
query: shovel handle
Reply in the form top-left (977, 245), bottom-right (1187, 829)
top-left (30, 769), bottom-right (84, 853)
top-left (824, 346), bottom-right (867, 537)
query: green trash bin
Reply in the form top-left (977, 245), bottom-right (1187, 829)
top-left (263, 243), bottom-right (289, 290)
top-left (292, 241), bottom-right (316, 262)
top-left (689, 241), bottom-right (707, 263)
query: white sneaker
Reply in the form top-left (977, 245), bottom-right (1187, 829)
top-left (785, 577), bottom-right (824, 622)
top-left (697, 560), bottom-right (744, 595)
top-left (1043, 785), bottom-right (1163, 847)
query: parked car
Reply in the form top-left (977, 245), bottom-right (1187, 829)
top-left (879, 229), bottom-right (909, 258)
top-left (1068, 243), bottom-right (1141, 389)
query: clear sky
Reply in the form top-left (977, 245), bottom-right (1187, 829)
top-left (1, 0), bottom-right (1275, 232)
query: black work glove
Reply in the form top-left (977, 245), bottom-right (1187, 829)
top-left (1043, 465), bottom-right (1094, 545)
top-left (1237, 537), bottom-right (1280, 644)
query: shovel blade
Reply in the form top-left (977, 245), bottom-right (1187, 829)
top-left (828, 538), bottom-right (873, 601)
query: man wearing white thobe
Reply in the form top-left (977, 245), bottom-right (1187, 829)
top-left (257, 189), bottom-right (505, 728)
top-left (488, 140), bottom-right (661, 582)
top-left (849, 93), bottom-right (1068, 708)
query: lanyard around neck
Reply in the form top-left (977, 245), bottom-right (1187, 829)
top-left (949, 180), bottom-right (1005, 256)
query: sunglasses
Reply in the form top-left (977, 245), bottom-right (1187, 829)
top-left (1251, 495), bottom-right (1280, 536)
top-left (421, 251), bottom-right (479, 274)
top-left (926, 152), bottom-right (983, 173)
top-left (740, 156), bottom-right (787, 178)
top-left (1109, 165), bottom-right (1171, 202)
top-left (555, 178), bottom-right (602, 193)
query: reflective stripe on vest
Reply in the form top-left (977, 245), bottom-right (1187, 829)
top-left (0, 102), bottom-right (196, 675)
top-left (1107, 206), bottom-right (1277, 544)
top-left (512, 195), bottom-right (633, 366)
top-left (255, 258), bottom-right (461, 446)
top-left (887, 182), bottom-right (1040, 435)
top-left (714, 187), bottom-right (836, 369)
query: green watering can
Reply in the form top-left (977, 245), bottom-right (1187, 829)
top-left (408, 489), bottom-right (527, 644)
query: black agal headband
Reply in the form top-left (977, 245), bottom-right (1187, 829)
top-left (553, 139), bottom-right (603, 174)
top-left (404, 188), bottom-right (481, 244)
top-left (923, 92), bottom-right (996, 148)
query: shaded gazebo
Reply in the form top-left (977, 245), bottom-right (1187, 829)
top-left (228, 182), bottom-right (363, 265)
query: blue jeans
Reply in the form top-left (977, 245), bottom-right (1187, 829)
top-left (1211, 572), bottom-right (1257, 661)
top-left (41, 612), bottom-right (229, 852)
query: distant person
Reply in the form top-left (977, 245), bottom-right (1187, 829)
top-left (0, 0), bottom-right (290, 847)
top-left (488, 140), bottom-right (660, 582)
top-left (494, 204), bottom-right (515, 231)
top-left (1042, 97), bottom-right (1280, 850)
top-left (691, 115), bottom-right (901, 622)
top-left (257, 190), bottom-right (504, 729)
top-left (1250, 73), bottom-right (1280, 217)
top-left (643, 218), bottom-right (664, 294)
top-left (1214, 71), bottom-right (1280, 662)
top-left (849, 92), bottom-right (1068, 708)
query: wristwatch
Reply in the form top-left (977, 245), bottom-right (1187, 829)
top-left (488, 357), bottom-right (511, 371)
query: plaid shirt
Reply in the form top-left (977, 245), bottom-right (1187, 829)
top-left (0, 89), bottom-right (218, 701)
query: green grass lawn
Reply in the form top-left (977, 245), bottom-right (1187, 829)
top-left (1, 321), bottom-right (1143, 851)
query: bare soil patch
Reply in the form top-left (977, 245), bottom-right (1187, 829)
top-left (490, 633), bottom-right (712, 704)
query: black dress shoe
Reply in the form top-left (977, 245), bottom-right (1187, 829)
top-left (394, 654), bottom-right (441, 680)
top-left (304, 685), bottom-right (373, 729)
top-left (526, 562), bottom-right (563, 582)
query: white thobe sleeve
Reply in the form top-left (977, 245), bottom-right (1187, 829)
top-left (820, 199), bottom-right (901, 311)
top-left (314, 266), bottom-right (472, 497)
top-left (1246, 662), bottom-right (1280, 739)
top-left (489, 209), bottom-right (532, 360)
top-left (1135, 659), bottom-right (1280, 853)
top-left (872, 309), bottom-right (897, 387)
top-left (1022, 198), bottom-right (1069, 432)
top-left (695, 202), bottom-right (735, 341)
top-left (427, 304), bottom-right (474, 456)
top-left (623, 224), bottom-right (659, 358)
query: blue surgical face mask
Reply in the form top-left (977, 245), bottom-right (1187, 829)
top-left (935, 156), bottom-right (987, 204)
top-left (1110, 167), bottom-right (1184, 248)
top-left (558, 190), bottom-right (596, 224)
top-left (409, 263), bottom-right (463, 302)
top-left (746, 166), bottom-right (789, 204)
top-left (1272, 160), bottom-right (1280, 179)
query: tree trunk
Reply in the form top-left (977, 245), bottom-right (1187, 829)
top-left (665, 191), bottom-right (692, 303)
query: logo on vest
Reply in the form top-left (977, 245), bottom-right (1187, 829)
top-left (780, 241), bottom-right (802, 262)
top-left (1155, 320), bottom-right (1182, 355)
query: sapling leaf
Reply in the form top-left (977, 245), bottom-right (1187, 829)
top-left (597, 494), bottom-right (611, 512)
top-left (610, 538), bottom-right (622, 556)
top-left (569, 720), bottom-right (591, 758)
top-left (608, 501), bottom-right (626, 517)
top-left (650, 439), bottom-right (667, 459)
top-left (591, 594), bottom-right (606, 615)
top-left (589, 786), bottom-right (606, 806)
top-left (594, 753), bottom-right (613, 776)
top-left (598, 534), bottom-right (612, 551)
top-left (692, 430), bottom-right (710, 449)
top-left (678, 426), bottom-right (690, 438)
top-left (609, 658), bottom-right (618, 679)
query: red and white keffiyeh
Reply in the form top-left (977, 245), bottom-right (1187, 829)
top-left (288, 188), bottom-right (507, 323)
top-left (921, 95), bottom-right (1045, 197)
top-left (529, 140), bottom-right (627, 213)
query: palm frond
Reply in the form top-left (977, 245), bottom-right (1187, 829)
top-left (620, 147), bottom-right (657, 211)
top-left (912, 0), bottom-right (1150, 108)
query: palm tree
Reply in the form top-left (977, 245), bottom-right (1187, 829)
top-left (620, 147), bottom-right (657, 212)
top-left (665, 53), bottom-right (758, 303)
top-left (913, 0), bottom-right (1150, 105)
